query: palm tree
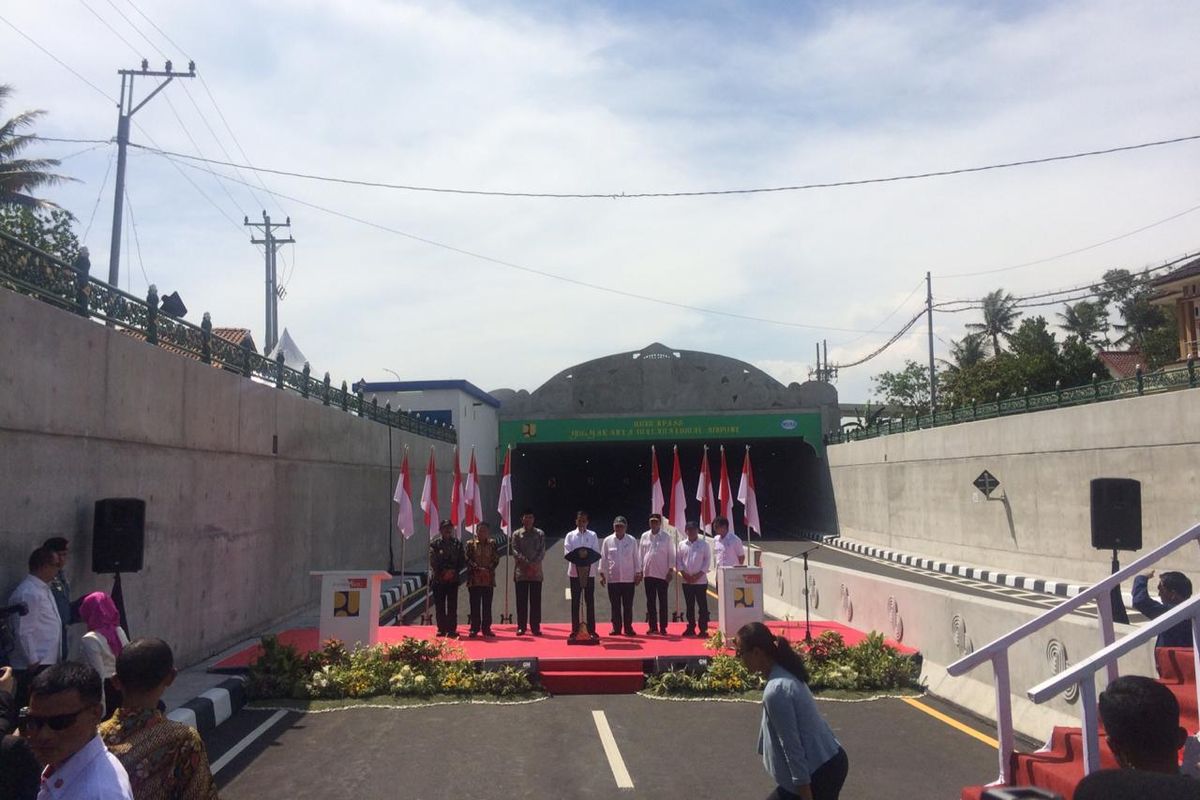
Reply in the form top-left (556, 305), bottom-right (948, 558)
top-left (948, 333), bottom-right (987, 370)
top-left (966, 289), bottom-right (1022, 356)
top-left (1057, 300), bottom-right (1109, 349)
top-left (0, 85), bottom-right (73, 207)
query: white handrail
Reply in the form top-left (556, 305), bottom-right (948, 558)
top-left (943, 519), bottom-right (1200, 784)
top-left (1026, 595), bottom-right (1200, 775)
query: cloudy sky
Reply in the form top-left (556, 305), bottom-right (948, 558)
top-left (4, 0), bottom-right (1198, 402)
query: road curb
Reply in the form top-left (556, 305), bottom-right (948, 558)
top-left (818, 535), bottom-right (1087, 598)
top-left (168, 677), bottom-right (247, 735)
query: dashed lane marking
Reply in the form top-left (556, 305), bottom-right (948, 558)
top-left (592, 710), bottom-right (634, 789)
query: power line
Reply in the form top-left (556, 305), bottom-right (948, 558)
top-left (835, 278), bottom-right (926, 348)
top-left (127, 132), bottom-right (1200, 200)
top-left (31, 136), bottom-right (112, 145)
top-left (124, 187), bottom-right (151, 289)
top-left (0, 14), bottom-right (114, 101)
top-left (831, 309), bottom-right (928, 369)
top-left (156, 150), bottom-right (886, 333)
top-left (937, 201), bottom-right (1200, 279)
top-left (83, 147), bottom-right (117, 243)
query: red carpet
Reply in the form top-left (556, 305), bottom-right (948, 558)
top-left (961, 647), bottom-right (1198, 800)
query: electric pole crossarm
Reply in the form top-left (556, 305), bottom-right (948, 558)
top-left (129, 77), bottom-right (173, 115)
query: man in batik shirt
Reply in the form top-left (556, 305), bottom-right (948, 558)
top-left (100, 638), bottom-right (218, 800)
top-left (465, 522), bottom-right (500, 638)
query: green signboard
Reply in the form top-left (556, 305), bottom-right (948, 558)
top-left (500, 412), bottom-right (822, 450)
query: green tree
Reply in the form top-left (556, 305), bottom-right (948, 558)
top-left (0, 205), bottom-right (80, 261)
top-left (1058, 335), bottom-right (1106, 387)
top-left (1057, 300), bottom-right (1109, 349)
top-left (0, 85), bottom-right (73, 207)
top-left (870, 360), bottom-right (931, 414)
top-left (966, 289), bottom-right (1022, 356)
top-left (1090, 267), bottom-right (1175, 365)
top-left (941, 333), bottom-right (987, 372)
top-left (1008, 316), bottom-right (1059, 392)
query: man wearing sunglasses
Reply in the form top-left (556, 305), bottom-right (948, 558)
top-left (22, 662), bottom-right (132, 799)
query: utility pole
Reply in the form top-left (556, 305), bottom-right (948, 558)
top-left (108, 60), bottom-right (196, 288)
top-left (245, 212), bottom-right (294, 353)
top-left (926, 271), bottom-right (937, 411)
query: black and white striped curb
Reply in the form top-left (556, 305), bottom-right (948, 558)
top-left (380, 574), bottom-right (426, 620)
top-left (819, 535), bottom-right (1087, 598)
top-left (167, 677), bottom-right (246, 735)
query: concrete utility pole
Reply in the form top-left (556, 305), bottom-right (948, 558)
top-left (245, 212), bottom-right (294, 353)
top-left (109, 60), bottom-right (196, 288)
top-left (926, 271), bottom-right (937, 411)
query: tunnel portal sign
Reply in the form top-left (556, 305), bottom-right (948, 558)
top-left (500, 412), bottom-right (822, 447)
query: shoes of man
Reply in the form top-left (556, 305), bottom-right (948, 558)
top-left (483, 629), bottom-right (495, 638)
top-left (646, 627), bottom-right (658, 636)
top-left (623, 628), bottom-right (636, 637)
top-left (435, 631), bottom-right (446, 638)
top-left (516, 628), bottom-right (526, 636)
top-left (446, 631), bottom-right (459, 639)
top-left (699, 628), bottom-right (709, 637)
top-left (532, 629), bottom-right (543, 636)
top-left (469, 631), bottom-right (478, 638)
top-left (683, 628), bottom-right (697, 637)
top-left (610, 628), bottom-right (622, 636)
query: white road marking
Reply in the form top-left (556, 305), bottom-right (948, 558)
top-left (211, 710), bottom-right (288, 775)
top-left (592, 710), bottom-right (634, 789)
top-left (565, 587), bottom-right (572, 600)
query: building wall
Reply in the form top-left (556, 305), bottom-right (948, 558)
top-left (373, 388), bottom-right (499, 474)
top-left (827, 389), bottom-right (1200, 583)
top-left (0, 288), bottom-right (456, 666)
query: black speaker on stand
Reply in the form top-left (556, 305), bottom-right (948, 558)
top-left (93, 498), bottom-right (146, 635)
top-left (1090, 478), bottom-right (1142, 626)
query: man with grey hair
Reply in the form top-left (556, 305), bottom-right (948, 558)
top-left (598, 517), bottom-right (640, 637)
top-left (676, 521), bottom-right (712, 637)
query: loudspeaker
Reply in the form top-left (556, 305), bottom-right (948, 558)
top-left (654, 655), bottom-right (710, 675)
top-left (92, 498), bottom-right (145, 573)
top-left (480, 658), bottom-right (538, 676)
top-left (1090, 478), bottom-right (1142, 551)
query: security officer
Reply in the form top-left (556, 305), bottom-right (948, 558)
top-left (429, 520), bottom-right (466, 638)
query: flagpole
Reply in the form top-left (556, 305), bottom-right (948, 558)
top-left (501, 444), bottom-right (513, 625)
top-left (746, 444), bottom-right (755, 567)
top-left (398, 445), bottom-right (408, 612)
top-left (386, 406), bottom-right (396, 574)
top-left (422, 445), bottom-right (434, 625)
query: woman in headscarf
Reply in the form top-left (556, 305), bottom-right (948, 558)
top-left (736, 621), bottom-right (849, 800)
top-left (79, 591), bottom-right (129, 719)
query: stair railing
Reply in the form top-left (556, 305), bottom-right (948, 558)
top-left (1026, 594), bottom-right (1200, 775)
top-left (946, 520), bottom-right (1200, 784)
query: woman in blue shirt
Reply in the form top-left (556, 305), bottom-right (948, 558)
top-left (737, 622), bottom-right (849, 800)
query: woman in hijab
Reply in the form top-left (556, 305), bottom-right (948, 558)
top-left (79, 592), bottom-right (129, 719)
top-left (736, 621), bottom-right (849, 800)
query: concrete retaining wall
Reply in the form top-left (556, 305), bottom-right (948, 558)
top-left (0, 288), bottom-right (468, 665)
top-left (828, 390), bottom-right (1200, 583)
top-left (760, 550), bottom-right (1155, 743)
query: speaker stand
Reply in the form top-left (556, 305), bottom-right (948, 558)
top-left (111, 572), bottom-right (131, 635)
top-left (802, 549), bottom-right (813, 643)
top-left (1109, 549), bottom-right (1130, 625)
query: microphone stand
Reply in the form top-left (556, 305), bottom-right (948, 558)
top-left (793, 542), bottom-right (822, 643)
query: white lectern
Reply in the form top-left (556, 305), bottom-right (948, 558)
top-left (717, 566), bottom-right (764, 637)
top-left (310, 570), bottom-right (391, 648)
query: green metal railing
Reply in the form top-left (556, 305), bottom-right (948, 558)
top-left (827, 358), bottom-right (1198, 445)
top-left (0, 229), bottom-right (456, 443)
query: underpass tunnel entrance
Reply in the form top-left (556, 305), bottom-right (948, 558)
top-left (510, 439), bottom-right (830, 537)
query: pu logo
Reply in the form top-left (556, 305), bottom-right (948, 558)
top-left (334, 590), bottom-right (361, 617)
top-left (522, 423), bottom-right (538, 439)
top-left (734, 587), bottom-right (756, 608)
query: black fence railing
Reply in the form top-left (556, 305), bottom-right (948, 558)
top-left (827, 360), bottom-right (1198, 445)
top-left (0, 229), bottom-right (456, 443)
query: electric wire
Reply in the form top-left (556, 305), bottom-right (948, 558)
top-left (0, 14), bottom-right (114, 102)
top-left (126, 133), bottom-right (1200, 200)
top-left (83, 147), bottom-right (117, 243)
top-left (156, 150), bottom-right (883, 333)
top-left (831, 309), bottom-right (928, 369)
top-left (54, 142), bottom-right (109, 162)
top-left (836, 278), bottom-right (926, 348)
top-left (124, 187), bottom-right (151, 289)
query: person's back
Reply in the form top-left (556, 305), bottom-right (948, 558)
top-left (1075, 769), bottom-right (1200, 800)
top-left (100, 638), bottom-right (218, 800)
top-left (1132, 570), bottom-right (1194, 648)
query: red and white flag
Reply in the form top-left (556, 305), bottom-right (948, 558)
top-left (718, 445), bottom-right (735, 535)
top-left (449, 447), bottom-right (464, 532)
top-left (738, 446), bottom-right (761, 536)
top-left (464, 448), bottom-right (483, 531)
top-left (420, 447), bottom-right (440, 538)
top-left (497, 446), bottom-right (513, 535)
top-left (650, 445), bottom-right (665, 518)
top-left (696, 445), bottom-right (717, 532)
top-left (669, 446), bottom-right (687, 529)
top-left (393, 448), bottom-right (415, 540)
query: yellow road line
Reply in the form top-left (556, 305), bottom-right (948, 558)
top-left (901, 697), bottom-right (999, 749)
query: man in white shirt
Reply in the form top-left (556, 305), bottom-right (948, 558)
top-left (639, 514), bottom-right (676, 635)
top-left (712, 516), bottom-right (746, 567)
top-left (599, 517), bottom-right (641, 637)
top-left (676, 521), bottom-right (713, 637)
top-left (564, 511), bottom-right (601, 639)
top-left (25, 662), bottom-right (132, 799)
top-left (9, 548), bottom-right (63, 706)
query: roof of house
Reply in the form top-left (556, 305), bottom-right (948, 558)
top-left (1097, 349), bottom-right (1142, 379)
top-left (353, 379), bottom-right (500, 408)
top-left (1151, 257), bottom-right (1200, 296)
top-left (122, 326), bottom-right (257, 364)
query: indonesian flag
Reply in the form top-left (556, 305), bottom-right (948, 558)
top-left (393, 448), bottom-right (415, 540)
top-left (696, 445), bottom-right (717, 533)
top-left (650, 445), bottom-right (665, 518)
top-left (464, 448), bottom-right (483, 531)
top-left (738, 446), bottom-right (761, 536)
top-left (449, 447), bottom-right (464, 531)
top-left (420, 447), bottom-right (440, 538)
top-left (669, 446), bottom-right (687, 529)
top-left (718, 445), bottom-right (735, 535)
top-left (497, 446), bottom-right (513, 535)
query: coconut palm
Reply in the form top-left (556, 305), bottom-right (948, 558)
top-left (948, 333), bottom-right (987, 370)
top-left (966, 289), bottom-right (1022, 356)
top-left (1057, 300), bottom-right (1109, 349)
top-left (0, 85), bottom-right (73, 208)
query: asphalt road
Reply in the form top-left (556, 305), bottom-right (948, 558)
top-left (207, 693), bottom-right (1003, 799)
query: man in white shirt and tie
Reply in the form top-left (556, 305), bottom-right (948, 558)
top-left (564, 511), bottom-right (601, 639)
top-left (599, 517), bottom-right (640, 637)
top-left (639, 514), bottom-right (676, 635)
top-left (8, 548), bottom-right (62, 706)
top-left (712, 516), bottom-right (746, 567)
top-left (676, 521), bottom-right (713, 636)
